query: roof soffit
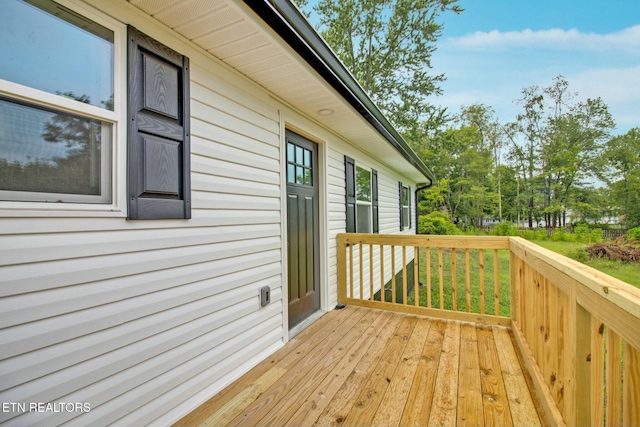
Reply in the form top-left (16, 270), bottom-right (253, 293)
top-left (127, 0), bottom-right (432, 183)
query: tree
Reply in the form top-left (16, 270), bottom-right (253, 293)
top-left (303, 0), bottom-right (461, 133)
top-left (459, 104), bottom-right (505, 221)
top-left (417, 120), bottom-right (498, 228)
top-left (601, 128), bottom-right (640, 227)
top-left (507, 84), bottom-right (545, 228)
top-left (506, 76), bottom-right (614, 228)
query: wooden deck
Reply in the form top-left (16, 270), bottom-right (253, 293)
top-left (176, 306), bottom-right (546, 427)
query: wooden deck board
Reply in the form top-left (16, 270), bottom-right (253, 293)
top-left (400, 319), bottom-right (446, 427)
top-left (477, 326), bottom-right (513, 427)
top-left (370, 317), bottom-right (431, 427)
top-left (176, 307), bottom-right (545, 427)
top-left (457, 323), bottom-right (484, 427)
top-left (342, 315), bottom-right (417, 427)
top-left (428, 320), bottom-right (461, 427)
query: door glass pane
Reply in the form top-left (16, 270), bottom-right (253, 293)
top-left (0, 98), bottom-right (109, 196)
top-left (304, 168), bottom-right (312, 186)
top-left (295, 146), bottom-right (303, 164)
top-left (296, 166), bottom-right (304, 184)
top-left (0, 0), bottom-right (114, 110)
top-left (287, 163), bottom-right (295, 183)
top-left (303, 149), bottom-right (311, 167)
top-left (287, 143), bottom-right (295, 162)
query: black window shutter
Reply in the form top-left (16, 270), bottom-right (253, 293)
top-left (345, 156), bottom-right (356, 232)
top-left (399, 181), bottom-right (404, 230)
top-left (372, 169), bottom-right (379, 233)
top-left (408, 186), bottom-right (412, 229)
top-left (128, 26), bottom-right (191, 220)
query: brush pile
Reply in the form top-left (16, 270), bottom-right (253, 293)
top-left (586, 238), bottom-right (640, 263)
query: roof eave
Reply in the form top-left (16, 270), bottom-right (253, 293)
top-left (242, 0), bottom-right (435, 184)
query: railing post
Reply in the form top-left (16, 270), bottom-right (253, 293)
top-left (568, 281), bottom-right (591, 427)
top-left (337, 234), bottom-right (347, 305)
top-left (509, 247), bottom-right (518, 324)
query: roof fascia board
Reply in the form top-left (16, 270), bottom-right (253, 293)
top-left (242, 0), bottom-right (434, 183)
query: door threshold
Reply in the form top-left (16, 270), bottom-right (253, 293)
top-left (289, 310), bottom-right (326, 339)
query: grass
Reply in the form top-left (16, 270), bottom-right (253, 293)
top-left (531, 240), bottom-right (640, 289)
top-left (397, 238), bottom-right (638, 320)
top-left (406, 247), bottom-right (511, 317)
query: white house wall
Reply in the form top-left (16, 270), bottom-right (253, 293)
top-left (0, 0), bottom-right (420, 426)
top-left (326, 144), bottom-right (417, 306)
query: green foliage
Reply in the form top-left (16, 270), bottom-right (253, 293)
top-left (567, 247), bottom-right (589, 262)
top-left (588, 228), bottom-right (604, 244)
top-left (417, 211), bottom-right (460, 235)
top-left (493, 221), bottom-right (518, 236)
top-left (602, 128), bottom-right (640, 228)
top-left (628, 227), bottom-right (640, 242)
top-left (534, 229), bottom-right (548, 240)
top-left (550, 229), bottom-right (575, 242)
top-left (520, 229), bottom-right (536, 240)
top-left (574, 224), bottom-right (593, 242)
top-left (308, 0), bottom-right (461, 132)
top-left (415, 106), bottom-right (501, 228)
top-left (571, 222), bottom-right (603, 243)
top-left (507, 76), bottom-right (615, 228)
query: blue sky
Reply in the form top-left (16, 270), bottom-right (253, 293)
top-left (303, 0), bottom-right (639, 136)
top-left (427, 0), bottom-right (640, 135)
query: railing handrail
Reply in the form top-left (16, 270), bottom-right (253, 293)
top-left (338, 233), bottom-right (511, 249)
top-left (510, 236), bottom-right (640, 348)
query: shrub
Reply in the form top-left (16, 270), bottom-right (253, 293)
top-left (494, 221), bottom-right (518, 236)
top-left (574, 224), bottom-right (591, 241)
top-left (520, 230), bottom-right (536, 240)
top-left (589, 228), bottom-right (604, 244)
top-left (550, 229), bottom-right (576, 242)
top-left (568, 247), bottom-right (589, 263)
top-left (574, 224), bottom-right (603, 244)
top-left (535, 229), bottom-right (548, 240)
top-left (627, 227), bottom-right (640, 242)
top-left (418, 212), bottom-right (460, 235)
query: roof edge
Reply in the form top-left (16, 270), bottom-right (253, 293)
top-left (242, 0), bottom-right (435, 183)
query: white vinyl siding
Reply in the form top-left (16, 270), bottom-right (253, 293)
top-left (325, 144), bottom-right (417, 307)
top-left (0, 6), bottom-right (284, 426)
top-left (0, 1), bottom-right (422, 426)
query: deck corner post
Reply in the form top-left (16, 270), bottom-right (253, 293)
top-left (337, 233), bottom-right (347, 305)
top-left (509, 239), bottom-right (519, 324)
top-left (569, 286), bottom-right (592, 427)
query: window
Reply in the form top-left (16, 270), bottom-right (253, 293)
top-left (344, 156), bottom-right (378, 233)
top-left (287, 142), bottom-right (312, 186)
top-left (0, 0), bottom-right (117, 204)
top-left (400, 183), bottom-right (411, 230)
top-left (356, 166), bottom-right (371, 233)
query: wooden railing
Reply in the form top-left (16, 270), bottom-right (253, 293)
top-left (336, 233), bottom-right (640, 427)
top-left (509, 237), bottom-right (640, 427)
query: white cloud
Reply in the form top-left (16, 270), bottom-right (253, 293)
top-left (446, 25), bottom-right (640, 52)
top-left (568, 66), bottom-right (640, 132)
top-left (570, 66), bottom-right (640, 104)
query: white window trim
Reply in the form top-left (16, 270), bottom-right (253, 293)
top-left (401, 184), bottom-right (410, 230)
top-left (0, 0), bottom-right (127, 217)
top-left (356, 165), bottom-right (373, 233)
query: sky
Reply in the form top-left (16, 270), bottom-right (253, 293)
top-left (426, 0), bottom-right (640, 135)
